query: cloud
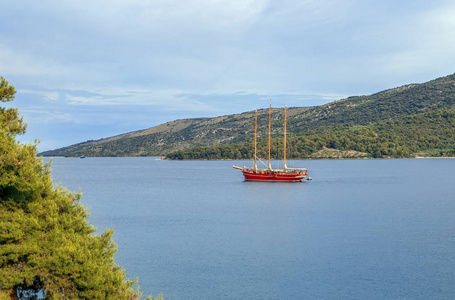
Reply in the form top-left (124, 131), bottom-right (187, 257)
top-left (5, 0), bottom-right (454, 93)
top-left (0, 46), bottom-right (64, 79)
top-left (24, 109), bottom-right (75, 125)
top-left (3, 0), bottom-right (455, 151)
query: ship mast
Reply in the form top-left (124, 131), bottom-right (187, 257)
top-left (268, 100), bottom-right (272, 170)
top-left (284, 104), bottom-right (287, 170)
top-left (254, 109), bottom-right (257, 170)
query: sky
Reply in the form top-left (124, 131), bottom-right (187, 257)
top-left (2, 0), bottom-right (455, 152)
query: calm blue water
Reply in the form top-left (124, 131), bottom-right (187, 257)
top-left (46, 157), bottom-right (455, 299)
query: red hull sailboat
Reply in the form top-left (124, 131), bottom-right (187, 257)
top-left (233, 101), bottom-right (308, 182)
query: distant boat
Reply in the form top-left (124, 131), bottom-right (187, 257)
top-left (155, 155), bottom-right (164, 161)
top-left (233, 101), bottom-right (308, 182)
top-left (80, 155), bottom-right (85, 159)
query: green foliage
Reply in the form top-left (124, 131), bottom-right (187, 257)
top-left (166, 74), bottom-right (455, 160)
top-left (1, 77), bottom-right (155, 299)
top-left (166, 106), bottom-right (455, 160)
top-left (40, 73), bottom-right (455, 159)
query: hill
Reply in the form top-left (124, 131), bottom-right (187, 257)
top-left (40, 107), bottom-right (311, 157)
top-left (41, 73), bottom-right (455, 158)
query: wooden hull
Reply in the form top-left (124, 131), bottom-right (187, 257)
top-left (242, 169), bottom-right (308, 182)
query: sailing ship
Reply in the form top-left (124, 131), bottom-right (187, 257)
top-left (233, 101), bottom-right (308, 182)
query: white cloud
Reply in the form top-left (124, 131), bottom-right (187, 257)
top-left (0, 46), bottom-right (63, 78)
top-left (420, 3), bottom-right (455, 56)
top-left (102, 0), bottom-right (270, 31)
top-left (44, 92), bottom-right (60, 102)
top-left (3, 0), bottom-right (455, 151)
top-left (21, 108), bottom-right (76, 125)
top-left (361, 1), bottom-right (455, 85)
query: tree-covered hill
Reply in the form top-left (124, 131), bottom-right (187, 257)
top-left (40, 107), bottom-right (310, 157)
top-left (41, 73), bottom-right (455, 159)
top-left (167, 106), bottom-right (455, 160)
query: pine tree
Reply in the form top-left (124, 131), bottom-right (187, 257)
top-left (0, 76), bottom-right (156, 299)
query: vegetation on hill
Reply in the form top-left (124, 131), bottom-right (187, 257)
top-left (40, 73), bottom-right (455, 159)
top-left (166, 106), bottom-right (455, 159)
top-left (0, 77), bottom-right (161, 299)
top-left (166, 74), bottom-right (455, 160)
top-left (39, 108), bottom-right (310, 157)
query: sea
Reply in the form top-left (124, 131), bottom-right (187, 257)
top-left (45, 157), bottom-right (455, 299)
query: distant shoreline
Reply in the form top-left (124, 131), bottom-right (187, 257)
top-left (41, 155), bottom-right (455, 160)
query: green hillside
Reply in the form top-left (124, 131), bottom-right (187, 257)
top-left (167, 106), bottom-right (455, 159)
top-left (41, 73), bottom-right (455, 159)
